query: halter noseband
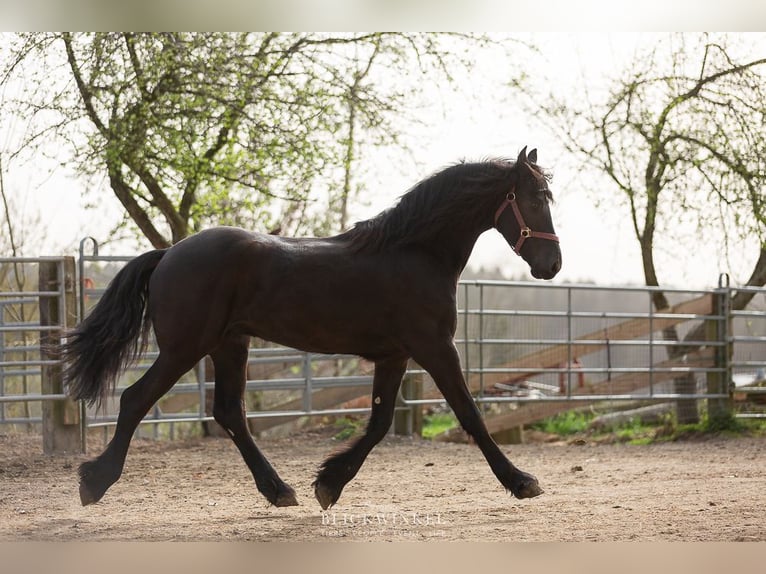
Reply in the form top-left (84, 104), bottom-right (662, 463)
top-left (494, 188), bottom-right (560, 255)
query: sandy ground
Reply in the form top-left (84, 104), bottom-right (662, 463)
top-left (1, 430), bottom-right (764, 542)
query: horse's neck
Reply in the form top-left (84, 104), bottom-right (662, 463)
top-left (430, 223), bottom-right (489, 279)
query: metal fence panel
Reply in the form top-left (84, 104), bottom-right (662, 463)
top-left (1, 257), bottom-right (72, 433)
top-left (730, 285), bottom-right (766, 419)
top-left (2, 246), bottom-right (765, 443)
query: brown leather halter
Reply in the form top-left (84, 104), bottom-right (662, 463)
top-left (494, 188), bottom-right (560, 255)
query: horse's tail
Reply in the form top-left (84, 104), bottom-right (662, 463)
top-left (60, 249), bottom-right (168, 409)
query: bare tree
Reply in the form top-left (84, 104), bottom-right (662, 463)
top-left (509, 34), bottom-right (766, 423)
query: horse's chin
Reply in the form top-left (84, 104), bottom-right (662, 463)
top-left (529, 253), bottom-right (562, 280)
top-left (531, 267), bottom-right (559, 281)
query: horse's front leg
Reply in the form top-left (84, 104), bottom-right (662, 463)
top-left (313, 354), bottom-right (409, 509)
top-left (411, 339), bottom-right (543, 500)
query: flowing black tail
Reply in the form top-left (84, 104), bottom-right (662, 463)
top-left (60, 249), bottom-right (167, 408)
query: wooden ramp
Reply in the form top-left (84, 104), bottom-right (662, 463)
top-left (469, 294), bottom-right (712, 393)
top-left (435, 294), bottom-right (715, 439)
top-left (437, 348), bottom-right (714, 441)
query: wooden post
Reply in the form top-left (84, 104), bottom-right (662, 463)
top-left (492, 425), bottom-right (524, 445)
top-left (40, 257), bottom-right (83, 454)
top-left (394, 372), bottom-right (423, 436)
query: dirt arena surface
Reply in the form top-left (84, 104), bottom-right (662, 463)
top-left (1, 431), bottom-right (764, 542)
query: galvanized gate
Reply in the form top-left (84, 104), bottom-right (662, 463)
top-left (412, 279), bottom-right (747, 437)
top-left (0, 256), bottom-right (81, 452)
top-left (1, 245), bottom-right (764, 454)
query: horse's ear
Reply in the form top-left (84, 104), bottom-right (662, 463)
top-left (517, 146), bottom-right (528, 165)
top-left (528, 148), bottom-right (538, 164)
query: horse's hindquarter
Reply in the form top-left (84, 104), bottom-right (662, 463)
top-left (147, 228), bottom-right (262, 354)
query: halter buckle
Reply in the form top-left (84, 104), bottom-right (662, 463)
top-left (520, 227), bottom-right (531, 238)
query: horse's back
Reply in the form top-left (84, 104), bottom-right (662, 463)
top-left (145, 225), bottom-right (453, 358)
top-left (146, 226), bottom-right (363, 350)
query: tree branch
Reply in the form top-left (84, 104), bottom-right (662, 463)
top-left (62, 33), bottom-right (109, 137)
top-left (107, 162), bottom-right (170, 248)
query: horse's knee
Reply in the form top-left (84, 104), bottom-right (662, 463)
top-left (212, 403), bottom-right (230, 429)
top-left (213, 400), bottom-right (243, 435)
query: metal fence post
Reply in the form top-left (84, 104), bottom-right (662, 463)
top-left (707, 280), bottom-right (732, 423)
top-left (40, 257), bottom-right (83, 454)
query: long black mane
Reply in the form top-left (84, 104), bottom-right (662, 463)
top-left (340, 159), bottom-right (519, 254)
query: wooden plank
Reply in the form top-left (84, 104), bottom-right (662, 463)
top-left (485, 348), bottom-right (713, 433)
top-left (158, 383), bottom-right (373, 432)
top-left (437, 347), bottom-right (714, 440)
top-left (421, 294), bottom-right (714, 400)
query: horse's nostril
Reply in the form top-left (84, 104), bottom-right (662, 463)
top-left (551, 258), bottom-right (561, 275)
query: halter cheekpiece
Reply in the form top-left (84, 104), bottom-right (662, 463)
top-left (494, 188), bottom-right (559, 255)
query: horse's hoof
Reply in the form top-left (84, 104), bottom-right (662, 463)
top-left (314, 481), bottom-right (338, 510)
top-left (79, 482), bottom-right (100, 506)
top-left (516, 481), bottom-right (544, 499)
top-left (511, 475), bottom-right (544, 499)
top-left (274, 487), bottom-right (299, 507)
top-left (78, 459), bottom-right (118, 506)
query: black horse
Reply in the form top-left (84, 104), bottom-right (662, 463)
top-left (61, 146), bottom-right (561, 510)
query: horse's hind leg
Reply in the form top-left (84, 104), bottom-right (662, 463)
top-left (210, 335), bottom-right (298, 507)
top-left (313, 355), bottom-right (408, 509)
top-left (79, 352), bottom-right (196, 505)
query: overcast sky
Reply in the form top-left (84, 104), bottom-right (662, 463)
top-left (2, 32), bottom-right (763, 289)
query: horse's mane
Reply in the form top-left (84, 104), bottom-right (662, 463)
top-left (339, 159), bottom-right (529, 254)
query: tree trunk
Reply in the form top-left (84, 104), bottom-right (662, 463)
top-left (641, 232), bottom-right (700, 423)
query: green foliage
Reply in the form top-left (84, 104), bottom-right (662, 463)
top-left (530, 410), bottom-right (593, 436)
top-left (530, 405), bottom-right (766, 445)
top-left (422, 412), bottom-right (458, 439)
top-left (700, 410), bottom-right (743, 434)
top-left (1, 32), bottom-right (491, 248)
top-left (333, 416), bottom-right (364, 441)
top-left (614, 417), bottom-right (660, 445)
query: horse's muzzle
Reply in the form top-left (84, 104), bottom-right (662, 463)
top-left (531, 254), bottom-right (561, 280)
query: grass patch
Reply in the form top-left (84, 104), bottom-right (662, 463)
top-left (332, 416), bottom-right (364, 441)
top-left (529, 410), bottom-right (592, 436)
top-left (334, 407), bottom-right (764, 443)
top-left (422, 412), bottom-right (458, 439)
top-left (528, 406), bottom-right (766, 444)
top-left (333, 411), bottom-right (461, 441)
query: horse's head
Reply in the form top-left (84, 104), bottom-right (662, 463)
top-left (494, 147), bottom-right (562, 280)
